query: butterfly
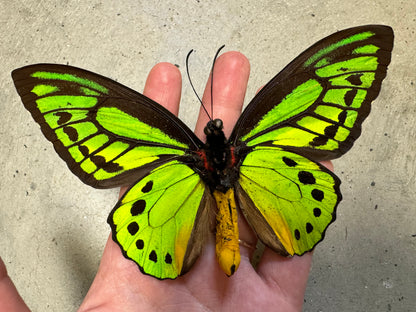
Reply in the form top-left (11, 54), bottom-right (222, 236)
top-left (12, 25), bottom-right (393, 279)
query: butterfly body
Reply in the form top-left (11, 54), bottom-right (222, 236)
top-left (197, 119), bottom-right (241, 192)
top-left (12, 25), bottom-right (394, 279)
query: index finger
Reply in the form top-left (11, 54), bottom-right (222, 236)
top-left (194, 51), bottom-right (250, 139)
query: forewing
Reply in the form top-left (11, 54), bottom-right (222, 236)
top-left (236, 146), bottom-right (341, 256)
top-left (12, 64), bottom-right (202, 188)
top-left (231, 25), bottom-right (394, 160)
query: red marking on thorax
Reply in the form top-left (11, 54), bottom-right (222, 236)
top-left (197, 150), bottom-right (213, 171)
top-left (229, 147), bottom-right (236, 167)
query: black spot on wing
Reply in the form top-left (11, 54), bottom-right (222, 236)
top-left (104, 162), bottom-right (123, 173)
top-left (79, 145), bottom-right (89, 157)
top-left (337, 111), bottom-right (347, 124)
top-left (346, 73), bottom-right (363, 86)
top-left (324, 125), bottom-right (338, 138)
top-left (142, 181), bottom-right (153, 193)
top-left (63, 126), bottom-right (78, 141)
top-left (311, 189), bottom-right (324, 202)
top-left (127, 222), bottom-right (139, 235)
top-left (294, 229), bottom-right (301, 240)
top-left (136, 239), bottom-right (144, 249)
top-left (90, 155), bottom-right (106, 167)
top-left (54, 112), bottom-right (72, 125)
top-left (165, 253), bottom-right (172, 264)
top-left (89, 154), bottom-right (122, 172)
top-left (306, 222), bottom-right (314, 233)
top-left (313, 207), bottom-right (322, 217)
top-left (149, 250), bottom-right (157, 263)
top-left (298, 171), bottom-right (316, 184)
top-left (310, 135), bottom-right (328, 147)
top-left (131, 200), bottom-right (146, 216)
top-left (283, 156), bottom-right (298, 167)
top-left (344, 89), bottom-right (357, 107)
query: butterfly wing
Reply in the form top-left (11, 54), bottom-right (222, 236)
top-left (12, 64), bottom-right (203, 188)
top-left (231, 25), bottom-right (394, 161)
top-left (12, 64), bottom-right (211, 279)
top-left (233, 25), bottom-right (393, 256)
top-left (109, 160), bottom-right (213, 279)
top-left (236, 146), bottom-right (340, 256)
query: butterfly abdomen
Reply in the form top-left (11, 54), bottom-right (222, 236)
top-left (213, 188), bottom-right (240, 276)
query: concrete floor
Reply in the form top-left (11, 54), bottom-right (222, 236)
top-left (1, 1), bottom-right (415, 311)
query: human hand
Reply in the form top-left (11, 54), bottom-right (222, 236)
top-left (79, 51), bottom-right (329, 312)
top-left (2, 51), bottom-right (334, 312)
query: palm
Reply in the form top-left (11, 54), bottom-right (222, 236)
top-left (0, 52), bottom-right (322, 312)
top-left (78, 52), bottom-right (321, 312)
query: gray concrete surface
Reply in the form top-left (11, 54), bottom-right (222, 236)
top-left (1, 1), bottom-right (415, 311)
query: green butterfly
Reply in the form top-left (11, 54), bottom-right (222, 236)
top-left (12, 25), bottom-right (393, 280)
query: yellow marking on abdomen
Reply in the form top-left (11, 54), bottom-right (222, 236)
top-left (214, 188), bottom-right (240, 276)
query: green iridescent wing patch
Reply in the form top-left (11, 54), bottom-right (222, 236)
top-left (237, 146), bottom-right (340, 256)
top-left (12, 65), bottom-right (202, 188)
top-left (109, 160), bottom-right (212, 279)
top-left (231, 25), bottom-right (394, 161)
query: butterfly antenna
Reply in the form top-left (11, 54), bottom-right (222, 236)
top-left (210, 45), bottom-right (225, 119)
top-left (186, 49), bottom-right (211, 120)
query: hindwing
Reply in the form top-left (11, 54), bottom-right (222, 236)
top-left (108, 160), bottom-right (213, 279)
top-left (237, 146), bottom-right (341, 256)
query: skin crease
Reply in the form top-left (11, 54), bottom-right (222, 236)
top-left (1, 52), bottom-right (334, 312)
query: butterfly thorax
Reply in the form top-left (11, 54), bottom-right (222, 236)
top-left (200, 119), bottom-right (240, 193)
